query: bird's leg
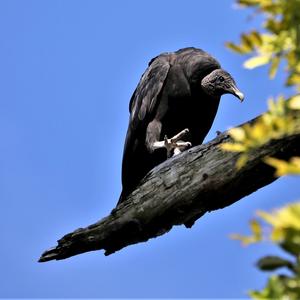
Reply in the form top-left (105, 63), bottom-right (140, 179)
top-left (153, 128), bottom-right (192, 157)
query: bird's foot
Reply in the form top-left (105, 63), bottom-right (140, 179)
top-left (152, 128), bottom-right (191, 157)
top-left (164, 128), bottom-right (192, 157)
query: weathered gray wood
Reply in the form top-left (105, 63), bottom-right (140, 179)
top-left (39, 114), bottom-right (300, 262)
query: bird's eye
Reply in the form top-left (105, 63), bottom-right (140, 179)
top-left (219, 76), bottom-right (224, 82)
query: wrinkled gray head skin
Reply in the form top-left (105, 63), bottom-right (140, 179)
top-left (201, 69), bottom-right (244, 101)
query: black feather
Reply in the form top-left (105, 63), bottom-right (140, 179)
top-left (117, 47), bottom-right (242, 205)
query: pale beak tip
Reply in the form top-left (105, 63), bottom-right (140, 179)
top-left (236, 91), bottom-right (244, 102)
top-left (230, 85), bottom-right (245, 102)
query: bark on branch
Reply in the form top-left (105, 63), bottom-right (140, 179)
top-left (39, 113), bottom-right (300, 262)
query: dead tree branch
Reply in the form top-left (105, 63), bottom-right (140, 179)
top-left (39, 113), bottom-right (300, 262)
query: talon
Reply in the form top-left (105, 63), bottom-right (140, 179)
top-left (175, 141), bottom-right (192, 153)
top-left (170, 128), bottom-right (190, 143)
top-left (173, 141), bottom-right (191, 156)
top-left (164, 135), bottom-right (168, 145)
top-left (152, 128), bottom-right (191, 157)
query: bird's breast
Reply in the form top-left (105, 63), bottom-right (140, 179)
top-left (161, 93), bottom-right (220, 145)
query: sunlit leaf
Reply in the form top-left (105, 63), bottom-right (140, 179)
top-left (250, 219), bottom-right (262, 240)
top-left (228, 127), bottom-right (246, 141)
top-left (264, 156), bottom-right (300, 176)
top-left (289, 95), bottom-right (300, 110)
top-left (265, 18), bottom-right (281, 34)
top-left (267, 97), bottom-right (276, 112)
top-left (264, 157), bottom-right (286, 176)
top-left (230, 218), bottom-right (262, 246)
top-left (228, 0), bottom-right (300, 297)
top-left (249, 276), bottom-right (290, 300)
top-left (287, 73), bottom-right (300, 86)
top-left (277, 203), bottom-right (300, 229)
top-left (256, 210), bottom-right (278, 226)
top-left (237, 0), bottom-right (261, 7)
top-left (248, 121), bottom-right (268, 141)
top-left (220, 143), bottom-right (246, 152)
top-left (230, 233), bottom-right (257, 245)
top-left (244, 55), bottom-right (271, 69)
top-left (269, 55), bottom-right (280, 78)
top-left (226, 42), bottom-right (249, 54)
top-left (236, 154), bottom-right (249, 169)
top-left (249, 30), bottom-right (263, 46)
top-left (241, 34), bottom-right (256, 51)
top-left (270, 227), bottom-right (284, 241)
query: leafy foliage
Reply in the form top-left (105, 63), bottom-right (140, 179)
top-left (233, 203), bottom-right (300, 299)
top-left (256, 256), bottom-right (295, 272)
top-left (225, 0), bottom-right (300, 298)
top-left (265, 156), bottom-right (300, 176)
top-left (226, 0), bottom-right (300, 85)
top-left (221, 95), bottom-right (300, 169)
top-left (249, 275), bottom-right (300, 300)
top-left (231, 219), bottom-right (262, 245)
top-left (223, 0), bottom-right (300, 175)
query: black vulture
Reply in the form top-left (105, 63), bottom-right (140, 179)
top-left (117, 47), bottom-right (244, 206)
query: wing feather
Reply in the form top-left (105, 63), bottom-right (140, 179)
top-left (119, 54), bottom-right (171, 203)
top-left (129, 54), bottom-right (171, 127)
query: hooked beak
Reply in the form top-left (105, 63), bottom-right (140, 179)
top-left (228, 84), bottom-right (244, 102)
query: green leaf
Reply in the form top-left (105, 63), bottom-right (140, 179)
top-left (280, 227), bottom-right (300, 256)
top-left (250, 219), bottom-right (262, 240)
top-left (256, 255), bottom-right (294, 272)
top-left (248, 30), bottom-right (263, 47)
top-left (225, 42), bottom-right (252, 54)
top-left (269, 55), bottom-right (280, 78)
top-left (249, 276), bottom-right (286, 299)
top-left (238, 0), bottom-right (261, 7)
top-left (265, 18), bottom-right (281, 34)
top-left (236, 154), bottom-right (249, 169)
top-left (286, 73), bottom-right (300, 86)
top-left (225, 42), bottom-right (240, 53)
top-left (241, 33), bottom-right (256, 51)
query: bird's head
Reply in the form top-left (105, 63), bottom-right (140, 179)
top-left (201, 69), bottom-right (244, 102)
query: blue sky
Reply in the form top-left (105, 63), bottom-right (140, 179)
top-left (0, 0), bottom-right (299, 298)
